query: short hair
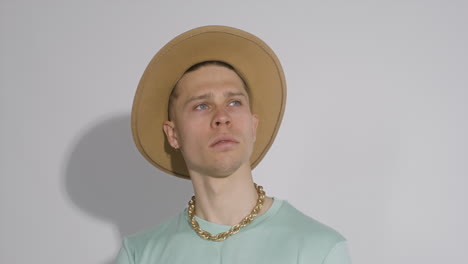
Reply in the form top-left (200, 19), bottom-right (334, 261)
top-left (167, 61), bottom-right (250, 120)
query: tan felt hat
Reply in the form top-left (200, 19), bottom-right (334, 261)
top-left (131, 25), bottom-right (286, 179)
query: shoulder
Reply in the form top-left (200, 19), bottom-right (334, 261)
top-left (270, 200), bottom-right (348, 256)
top-left (116, 210), bottom-right (196, 263)
top-left (275, 200), bottom-right (346, 241)
top-left (122, 210), bottom-right (189, 255)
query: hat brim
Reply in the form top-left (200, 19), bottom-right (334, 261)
top-left (132, 25), bottom-right (286, 179)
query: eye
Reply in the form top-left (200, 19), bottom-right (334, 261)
top-left (195, 103), bottom-right (208, 110)
top-left (229, 100), bottom-right (242, 106)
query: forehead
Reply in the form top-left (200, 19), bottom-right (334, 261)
top-left (175, 65), bottom-right (247, 98)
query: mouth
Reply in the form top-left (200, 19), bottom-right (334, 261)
top-left (210, 136), bottom-right (239, 148)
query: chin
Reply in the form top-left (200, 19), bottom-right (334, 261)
top-left (184, 149), bottom-right (252, 178)
top-left (205, 163), bottom-right (242, 178)
top-left (192, 158), bottom-right (246, 178)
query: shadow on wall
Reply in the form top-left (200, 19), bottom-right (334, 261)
top-left (63, 114), bottom-right (192, 264)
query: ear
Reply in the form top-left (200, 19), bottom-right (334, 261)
top-left (163, 121), bottom-right (180, 149)
top-left (252, 114), bottom-right (259, 142)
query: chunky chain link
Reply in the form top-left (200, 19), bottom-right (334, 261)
top-left (187, 183), bottom-right (265, 241)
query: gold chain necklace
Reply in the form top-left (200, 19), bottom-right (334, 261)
top-left (187, 183), bottom-right (265, 241)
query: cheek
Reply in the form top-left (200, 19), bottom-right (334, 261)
top-left (176, 117), bottom-right (206, 145)
top-left (236, 115), bottom-right (256, 138)
top-left (184, 116), bottom-right (205, 132)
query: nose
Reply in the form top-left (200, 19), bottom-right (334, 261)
top-left (211, 108), bottom-right (231, 128)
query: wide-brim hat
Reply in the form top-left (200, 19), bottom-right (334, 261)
top-left (131, 25), bottom-right (286, 179)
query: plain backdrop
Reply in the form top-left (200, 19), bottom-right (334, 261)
top-left (1, 0), bottom-right (467, 263)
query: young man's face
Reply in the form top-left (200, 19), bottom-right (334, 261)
top-left (163, 65), bottom-right (258, 177)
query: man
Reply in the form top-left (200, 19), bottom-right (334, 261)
top-left (116, 26), bottom-right (351, 264)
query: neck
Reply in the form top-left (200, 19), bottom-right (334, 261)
top-left (189, 165), bottom-right (272, 225)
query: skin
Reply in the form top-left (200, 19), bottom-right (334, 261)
top-left (163, 65), bottom-right (273, 225)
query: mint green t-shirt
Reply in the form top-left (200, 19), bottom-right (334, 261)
top-left (116, 199), bottom-right (351, 264)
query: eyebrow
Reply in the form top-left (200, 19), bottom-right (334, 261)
top-left (183, 93), bottom-right (213, 107)
top-left (183, 91), bottom-right (247, 107)
top-left (224, 91), bottom-right (247, 98)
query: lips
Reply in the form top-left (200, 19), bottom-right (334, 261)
top-left (209, 136), bottom-right (239, 148)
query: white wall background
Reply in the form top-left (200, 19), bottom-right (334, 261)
top-left (1, 0), bottom-right (467, 263)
